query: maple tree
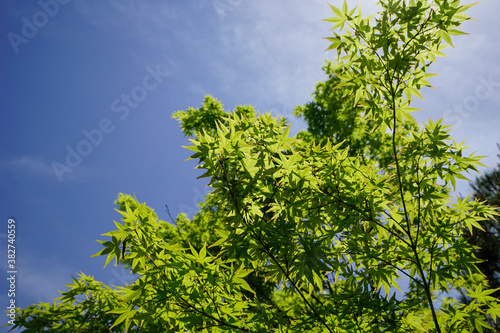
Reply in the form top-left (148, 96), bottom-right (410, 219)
top-left (9, 1), bottom-right (500, 332)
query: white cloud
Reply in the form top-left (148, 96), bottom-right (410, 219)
top-left (71, 0), bottom-right (499, 168)
top-left (0, 156), bottom-right (54, 178)
top-left (72, 0), bottom-right (190, 67)
top-left (209, 1), bottom-right (330, 119)
top-left (0, 155), bottom-right (92, 183)
top-left (19, 265), bottom-right (71, 305)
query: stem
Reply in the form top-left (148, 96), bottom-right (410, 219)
top-left (389, 85), bottom-right (441, 332)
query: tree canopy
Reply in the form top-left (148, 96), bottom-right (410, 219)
top-left (461, 146), bottom-right (500, 330)
top-left (468, 146), bottom-right (500, 297)
top-left (8, 1), bottom-right (500, 332)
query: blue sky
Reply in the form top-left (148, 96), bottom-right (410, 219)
top-left (0, 0), bottom-right (499, 327)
